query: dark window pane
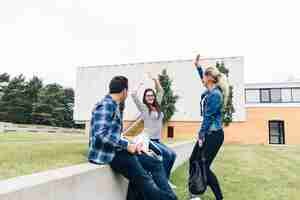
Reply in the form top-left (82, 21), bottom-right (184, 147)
top-left (269, 121), bottom-right (285, 145)
top-left (261, 89), bottom-right (270, 102)
top-left (270, 89), bottom-right (281, 103)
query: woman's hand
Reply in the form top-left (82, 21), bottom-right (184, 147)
top-left (132, 82), bottom-right (144, 94)
top-left (193, 54), bottom-right (201, 68)
top-left (147, 72), bottom-right (156, 81)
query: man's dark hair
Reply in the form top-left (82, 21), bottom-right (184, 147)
top-left (109, 76), bottom-right (128, 94)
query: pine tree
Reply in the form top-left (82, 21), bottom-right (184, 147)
top-left (216, 61), bottom-right (235, 126)
top-left (0, 74), bottom-right (33, 123)
top-left (0, 73), bottom-right (9, 99)
top-left (158, 69), bottom-right (179, 124)
top-left (62, 88), bottom-right (75, 128)
top-left (32, 84), bottom-right (65, 126)
top-left (0, 73), bottom-right (10, 82)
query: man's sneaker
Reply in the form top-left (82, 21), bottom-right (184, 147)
top-left (168, 181), bottom-right (177, 189)
top-left (190, 194), bottom-right (201, 200)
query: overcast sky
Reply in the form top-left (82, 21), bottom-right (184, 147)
top-left (0, 0), bottom-right (299, 87)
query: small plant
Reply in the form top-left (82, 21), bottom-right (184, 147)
top-left (158, 69), bottom-right (179, 124)
top-left (216, 61), bottom-right (235, 126)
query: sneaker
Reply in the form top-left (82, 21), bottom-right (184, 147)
top-left (168, 181), bottom-right (177, 189)
top-left (190, 194), bottom-right (201, 200)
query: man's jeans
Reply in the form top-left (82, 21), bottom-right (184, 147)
top-left (110, 150), bottom-right (177, 200)
top-left (151, 140), bottom-right (177, 179)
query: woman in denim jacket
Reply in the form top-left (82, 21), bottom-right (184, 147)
top-left (189, 55), bottom-right (229, 200)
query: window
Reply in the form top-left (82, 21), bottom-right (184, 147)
top-left (281, 89), bottom-right (292, 102)
top-left (245, 89), bottom-right (260, 103)
top-left (292, 88), bottom-right (300, 102)
top-left (260, 89), bottom-right (271, 103)
top-left (245, 87), bottom-right (300, 103)
top-left (269, 121), bottom-right (285, 144)
top-left (270, 89), bottom-right (281, 103)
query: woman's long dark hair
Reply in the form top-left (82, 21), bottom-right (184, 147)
top-left (143, 88), bottom-right (161, 119)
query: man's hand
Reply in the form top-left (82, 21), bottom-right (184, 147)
top-left (127, 143), bottom-right (137, 154)
top-left (136, 142), bottom-right (147, 155)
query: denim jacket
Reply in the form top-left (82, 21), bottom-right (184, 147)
top-left (196, 67), bottom-right (223, 140)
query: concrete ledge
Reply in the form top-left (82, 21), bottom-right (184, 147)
top-left (0, 141), bottom-right (194, 200)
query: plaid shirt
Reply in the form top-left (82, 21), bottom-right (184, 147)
top-left (88, 95), bottom-right (129, 164)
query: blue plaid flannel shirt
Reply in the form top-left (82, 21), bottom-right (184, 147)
top-left (88, 95), bottom-right (129, 164)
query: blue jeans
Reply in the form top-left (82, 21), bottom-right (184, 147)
top-left (151, 140), bottom-right (177, 179)
top-left (110, 150), bottom-right (177, 200)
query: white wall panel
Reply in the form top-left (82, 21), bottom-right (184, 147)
top-left (75, 57), bottom-right (245, 122)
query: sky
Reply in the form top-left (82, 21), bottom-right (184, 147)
top-left (0, 0), bottom-right (300, 88)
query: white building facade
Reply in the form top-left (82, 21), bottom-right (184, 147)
top-left (74, 57), bottom-right (245, 125)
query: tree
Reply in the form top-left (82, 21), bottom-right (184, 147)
top-left (32, 84), bottom-right (65, 126)
top-left (158, 69), bottom-right (179, 124)
top-left (0, 73), bottom-right (10, 82)
top-left (32, 84), bottom-right (75, 127)
top-left (0, 74), bottom-right (31, 123)
top-left (62, 88), bottom-right (75, 128)
top-left (0, 73), bottom-right (76, 128)
top-left (0, 73), bottom-right (9, 99)
top-left (24, 76), bottom-right (43, 122)
top-left (216, 61), bottom-right (235, 126)
top-left (26, 76), bottom-right (43, 103)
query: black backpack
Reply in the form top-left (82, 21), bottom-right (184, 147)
top-left (188, 147), bottom-right (208, 195)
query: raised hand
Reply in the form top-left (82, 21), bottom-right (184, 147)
top-left (193, 54), bottom-right (201, 68)
top-left (147, 72), bottom-right (156, 81)
top-left (132, 82), bottom-right (144, 94)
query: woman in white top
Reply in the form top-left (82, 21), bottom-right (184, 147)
top-left (131, 74), bottom-right (177, 181)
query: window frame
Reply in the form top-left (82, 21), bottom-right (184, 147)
top-left (270, 88), bottom-right (282, 103)
top-left (268, 120), bottom-right (285, 145)
top-left (260, 88), bottom-right (271, 103)
top-left (245, 87), bottom-right (300, 104)
top-left (245, 89), bottom-right (260, 103)
top-left (291, 87), bottom-right (300, 103)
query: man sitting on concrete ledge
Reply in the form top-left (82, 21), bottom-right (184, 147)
top-left (88, 76), bottom-right (177, 200)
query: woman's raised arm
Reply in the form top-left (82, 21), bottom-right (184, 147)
top-left (148, 72), bottom-right (164, 105)
top-left (193, 54), bottom-right (204, 84)
top-left (131, 82), bottom-right (148, 113)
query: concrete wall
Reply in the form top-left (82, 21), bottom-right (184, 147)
top-left (0, 141), bottom-right (194, 200)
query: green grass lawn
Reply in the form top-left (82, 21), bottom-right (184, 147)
top-left (2, 133), bottom-right (300, 200)
top-left (0, 133), bottom-right (187, 180)
top-left (0, 133), bottom-right (88, 180)
top-left (170, 145), bottom-right (300, 200)
top-left (0, 133), bottom-right (87, 143)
